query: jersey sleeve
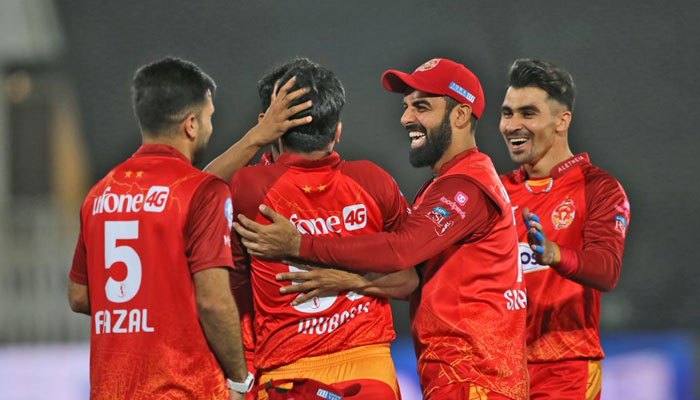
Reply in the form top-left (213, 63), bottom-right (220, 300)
top-left (69, 219), bottom-right (88, 285)
top-left (185, 176), bottom-right (235, 274)
top-left (299, 176), bottom-right (499, 273)
top-left (555, 174), bottom-right (630, 291)
top-left (228, 169), bottom-right (252, 290)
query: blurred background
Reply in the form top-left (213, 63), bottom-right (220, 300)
top-left (0, 1), bottom-right (697, 399)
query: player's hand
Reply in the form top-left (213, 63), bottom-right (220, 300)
top-left (233, 205), bottom-right (301, 259)
top-left (276, 262), bottom-right (363, 305)
top-left (228, 389), bottom-right (245, 400)
top-left (522, 207), bottom-right (561, 266)
top-left (247, 76), bottom-right (313, 147)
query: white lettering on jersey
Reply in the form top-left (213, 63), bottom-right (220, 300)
top-left (504, 289), bottom-right (528, 311)
top-left (94, 309), bottom-right (155, 334)
top-left (519, 242), bottom-right (549, 274)
top-left (92, 185), bottom-right (170, 215)
top-left (342, 204), bottom-right (367, 231)
top-left (290, 214), bottom-right (343, 235)
top-left (296, 302), bottom-right (371, 335)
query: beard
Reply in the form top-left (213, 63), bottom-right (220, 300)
top-left (408, 113), bottom-right (452, 168)
top-left (191, 130), bottom-right (210, 165)
top-left (192, 142), bottom-right (207, 165)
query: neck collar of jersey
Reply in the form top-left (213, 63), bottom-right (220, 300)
top-left (514, 152), bottom-right (590, 181)
top-left (436, 147), bottom-right (480, 177)
top-left (133, 144), bottom-right (190, 164)
top-left (277, 151), bottom-right (341, 169)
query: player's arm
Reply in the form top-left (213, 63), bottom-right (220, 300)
top-left (68, 281), bottom-right (90, 315)
top-left (524, 177), bottom-right (630, 292)
top-left (204, 77), bottom-right (312, 181)
top-left (187, 179), bottom-right (252, 397)
top-left (68, 221), bottom-right (90, 315)
top-left (234, 176), bottom-right (499, 273)
top-left (276, 263), bottom-right (419, 303)
top-left (194, 267), bottom-right (248, 383)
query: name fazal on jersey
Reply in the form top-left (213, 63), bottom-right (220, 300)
top-left (94, 309), bottom-right (154, 334)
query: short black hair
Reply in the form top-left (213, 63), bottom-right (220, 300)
top-left (270, 58), bottom-right (345, 153)
top-left (131, 56), bottom-right (216, 136)
top-left (257, 57), bottom-right (316, 112)
top-left (508, 59), bottom-right (576, 111)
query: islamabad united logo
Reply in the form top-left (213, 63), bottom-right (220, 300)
top-left (552, 199), bottom-right (576, 229)
top-left (415, 58), bottom-right (440, 72)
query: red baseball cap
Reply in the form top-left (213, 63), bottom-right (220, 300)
top-left (381, 58), bottom-right (485, 119)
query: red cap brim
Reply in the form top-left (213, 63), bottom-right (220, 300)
top-left (381, 70), bottom-right (444, 96)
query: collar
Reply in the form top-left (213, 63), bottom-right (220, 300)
top-left (513, 152), bottom-right (590, 182)
top-left (435, 147), bottom-right (480, 177)
top-left (276, 151), bottom-right (342, 169)
top-left (133, 144), bottom-right (191, 164)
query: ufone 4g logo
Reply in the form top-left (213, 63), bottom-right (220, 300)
top-left (92, 186), bottom-right (170, 215)
top-left (289, 204), bottom-right (367, 236)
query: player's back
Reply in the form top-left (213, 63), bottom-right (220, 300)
top-left (230, 152), bottom-right (406, 370)
top-left (79, 145), bottom-right (228, 399)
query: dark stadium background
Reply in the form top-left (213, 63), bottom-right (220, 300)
top-left (0, 1), bottom-right (697, 399)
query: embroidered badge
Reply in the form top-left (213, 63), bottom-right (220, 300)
top-left (415, 58), bottom-right (440, 72)
top-left (552, 199), bottom-right (576, 229)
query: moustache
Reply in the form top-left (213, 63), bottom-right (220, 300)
top-left (404, 123), bottom-right (426, 134)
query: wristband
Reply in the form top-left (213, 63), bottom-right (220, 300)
top-left (227, 371), bottom-right (255, 393)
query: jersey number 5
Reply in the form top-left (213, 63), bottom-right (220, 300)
top-left (104, 221), bottom-right (142, 303)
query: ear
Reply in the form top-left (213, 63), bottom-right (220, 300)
top-left (258, 113), bottom-right (265, 123)
top-left (452, 103), bottom-right (473, 130)
top-left (334, 121), bottom-right (342, 143)
top-left (183, 113), bottom-right (198, 141)
top-left (555, 110), bottom-right (572, 134)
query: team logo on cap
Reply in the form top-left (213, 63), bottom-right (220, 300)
top-left (552, 199), bottom-right (576, 230)
top-left (415, 58), bottom-right (441, 72)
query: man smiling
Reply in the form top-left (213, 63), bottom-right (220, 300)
top-left (234, 58), bottom-right (528, 399)
top-left (499, 59), bottom-right (630, 400)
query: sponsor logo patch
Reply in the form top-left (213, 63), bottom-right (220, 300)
top-left (425, 207), bottom-right (454, 236)
top-left (519, 242), bottom-right (548, 273)
top-left (433, 206), bottom-right (451, 218)
top-left (440, 197), bottom-right (466, 219)
top-left (552, 199), bottom-right (576, 229)
top-left (455, 191), bottom-right (468, 206)
top-left (448, 81), bottom-right (476, 103)
top-left (342, 204), bottom-right (367, 231)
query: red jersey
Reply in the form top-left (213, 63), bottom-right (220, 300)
top-left (299, 149), bottom-right (528, 400)
top-left (500, 153), bottom-right (630, 363)
top-left (70, 145), bottom-right (234, 399)
top-left (230, 152), bottom-right (406, 371)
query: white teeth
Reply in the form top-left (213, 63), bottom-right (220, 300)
top-left (409, 131), bottom-right (426, 139)
top-left (510, 138), bottom-right (528, 146)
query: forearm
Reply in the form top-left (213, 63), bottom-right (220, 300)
top-left (302, 227), bottom-right (443, 273)
top-left (198, 301), bottom-right (248, 381)
top-left (354, 270), bottom-right (419, 300)
top-left (68, 281), bottom-right (91, 315)
top-left (204, 131), bottom-right (264, 181)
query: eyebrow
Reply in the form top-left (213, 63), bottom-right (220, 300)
top-left (502, 104), bottom-right (540, 113)
top-left (405, 99), bottom-right (432, 108)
